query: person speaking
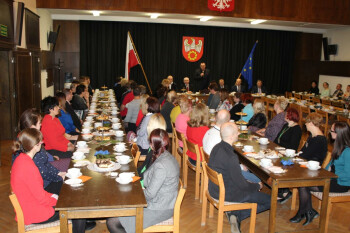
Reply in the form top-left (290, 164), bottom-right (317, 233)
top-left (194, 62), bottom-right (210, 91)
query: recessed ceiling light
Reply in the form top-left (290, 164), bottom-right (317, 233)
top-left (251, 19), bottom-right (267, 25)
top-left (150, 13), bottom-right (160, 19)
top-left (200, 16), bottom-right (213, 22)
top-left (92, 11), bottom-right (101, 16)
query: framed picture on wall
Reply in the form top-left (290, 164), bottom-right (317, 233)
top-left (25, 8), bottom-right (40, 50)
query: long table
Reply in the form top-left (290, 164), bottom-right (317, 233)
top-left (56, 97), bottom-right (147, 233)
top-left (233, 136), bottom-right (337, 233)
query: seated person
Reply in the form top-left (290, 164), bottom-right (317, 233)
top-left (343, 84), bottom-right (350, 100)
top-left (186, 103), bottom-right (210, 166)
top-left (136, 94), bottom-right (149, 127)
top-left (320, 82), bottom-right (330, 98)
top-left (12, 108), bottom-right (64, 195)
top-left (231, 78), bottom-right (246, 93)
top-left (181, 77), bottom-right (193, 93)
top-left (168, 75), bottom-right (177, 91)
top-left (63, 88), bottom-right (82, 131)
top-left (241, 93), bottom-right (254, 122)
top-left (160, 91), bottom-right (177, 133)
top-left (248, 99), bottom-right (267, 132)
top-left (290, 122), bottom-right (350, 226)
top-left (120, 80), bottom-right (137, 118)
top-left (207, 83), bottom-right (221, 110)
top-left (107, 129), bottom-right (179, 233)
top-left (124, 86), bottom-right (142, 133)
top-left (257, 96), bottom-right (288, 141)
top-left (332, 83), bottom-right (343, 98)
top-left (41, 96), bottom-right (74, 158)
top-left (216, 89), bottom-right (233, 111)
top-left (56, 92), bottom-right (80, 135)
top-left (175, 97), bottom-right (192, 148)
top-left (230, 92), bottom-right (244, 122)
top-left (209, 122), bottom-right (270, 232)
top-left (308, 81), bottom-right (319, 95)
top-left (218, 78), bottom-right (228, 90)
top-left (71, 84), bottom-right (89, 120)
top-left (251, 80), bottom-right (267, 94)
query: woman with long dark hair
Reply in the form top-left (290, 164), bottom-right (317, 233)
top-left (290, 121), bottom-right (350, 226)
top-left (107, 129), bottom-right (180, 233)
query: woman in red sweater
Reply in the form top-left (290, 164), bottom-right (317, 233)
top-left (41, 96), bottom-right (74, 158)
top-left (186, 103), bottom-right (210, 166)
top-left (11, 128), bottom-right (58, 225)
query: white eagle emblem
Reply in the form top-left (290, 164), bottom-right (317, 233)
top-left (212, 0), bottom-right (232, 10)
top-left (184, 38), bottom-right (203, 53)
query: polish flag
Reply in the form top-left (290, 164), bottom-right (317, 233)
top-left (125, 33), bottom-right (139, 80)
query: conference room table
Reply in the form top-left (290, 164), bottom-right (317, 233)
top-left (56, 95), bottom-right (147, 233)
top-left (233, 135), bottom-right (337, 233)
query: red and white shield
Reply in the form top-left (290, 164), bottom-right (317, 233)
top-left (182, 37), bottom-right (204, 62)
top-left (208, 0), bottom-right (234, 12)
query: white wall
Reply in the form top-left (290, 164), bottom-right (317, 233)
top-left (319, 75), bottom-right (349, 95)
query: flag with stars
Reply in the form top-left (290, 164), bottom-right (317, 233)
top-left (240, 41), bottom-right (258, 89)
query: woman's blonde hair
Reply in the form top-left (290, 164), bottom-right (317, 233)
top-left (275, 96), bottom-right (288, 111)
top-left (147, 113), bottom-right (166, 137)
top-left (140, 94), bottom-right (150, 115)
top-left (178, 95), bottom-right (192, 113)
top-left (305, 113), bottom-right (323, 128)
top-left (161, 79), bottom-right (170, 87)
top-left (253, 99), bottom-right (265, 114)
top-left (166, 90), bottom-right (178, 103)
top-left (120, 78), bottom-right (128, 87)
top-left (188, 103), bottom-right (210, 127)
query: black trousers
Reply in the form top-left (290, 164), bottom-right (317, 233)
top-left (44, 180), bottom-right (63, 195)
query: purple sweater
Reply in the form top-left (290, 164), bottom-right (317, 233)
top-left (265, 112), bottom-right (286, 141)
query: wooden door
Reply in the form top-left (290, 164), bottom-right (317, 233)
top-left (31, 52), bottom-right (41, 109)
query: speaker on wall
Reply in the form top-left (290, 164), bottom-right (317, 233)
top-left (47, 31), bottom-right (57, 44)
top-left (322, 37), bottom-right (329, 61)
top-left (328, 44), bottom-right (338, 55)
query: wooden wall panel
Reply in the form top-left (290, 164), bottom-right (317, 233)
top-left (36, 0), bottom-right (350, 25)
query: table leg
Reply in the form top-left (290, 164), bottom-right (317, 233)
top-left (319, 179), bottom-right (330, 233)
top-left (135, 207), bottom-right (144, 233)
top-left (268, 179), bottom-right (278, 233)
top-left (60, 210), bottom-right (69, 233)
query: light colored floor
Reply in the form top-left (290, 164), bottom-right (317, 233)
top-left (1, 140), bottom-right (350, 233)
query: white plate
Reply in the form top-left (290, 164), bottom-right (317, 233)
top-left (74, 161), bottom-right (91, 167)
top-left (110, 172), bottom-right (119, 177)
top-left (70, 183), bottom-right (83, 187)
top-left (76, 144), bottom-right (88, 148)
top-left (87, 162), bottom-right (121, 172)
top-left (116, 177), bottom-right (133, 184)
top-left (72, 155), bottom-right (86, 161)
top-left (65, 178), bottom-right (82, 185)
top-left (275, 147), bottom-right (285, 150)
top-left (113, 148), bottom-right (127, 152)
top-left (307, 165), bottom-right (321, 170)
top-left (259, 141), bottom-right (270, 145)
top-left (259, 162), bottom-right (273, 168)
top-left (242, 149), bottom-right (255, 153)
top-left (266, 154), bottom-right (279, 159)
top-left (66, 172), bottom-right (82, 179)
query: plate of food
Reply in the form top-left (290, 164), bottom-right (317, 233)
top-left (88, 159), bottom-right (121, 172)
top-left (96, 115), bottom-right (109, 121)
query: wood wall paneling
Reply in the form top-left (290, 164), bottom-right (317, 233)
top-left (53, 20), bottom-right (79, 52)
top-left (24, 8), bottom-right (40, 51)
top-left (0, 0), bottom-right (15, 49)
top-left (318, 61), bottom-right (350, 77)
top-left (36, 0), bottom-right (350, 25)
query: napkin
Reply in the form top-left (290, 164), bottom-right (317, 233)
top-left (281, 159), bottom-right (294, 166)
top-left (78, 175), bottom-right (92, 183)
top-left (132, 176), bottom-right (141, 182)
top-left (94, 150), bottom-right (109, 156)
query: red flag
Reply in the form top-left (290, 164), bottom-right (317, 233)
top-left (125, 33), bottom-right (140, 80)
top-left (208, 0), bottom-right (234, 12)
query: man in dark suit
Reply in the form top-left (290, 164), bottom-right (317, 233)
top-left (181, 77), bottom-right (194, 93)
top-left (167, 75), bottom-right (177, 91)
top-left (231, 78), bottom-right (246, 93)
top-left (194, 62), bottom-right (210, 91)
top-left (219, 79), bottom-right (228, 90)
top-left (251, 80), bottom-right (267, 94)
top-left (63, 88), bottom-right (82, 131)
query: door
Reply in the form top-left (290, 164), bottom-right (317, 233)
top-left (31, 52), bottom-right (41, 109)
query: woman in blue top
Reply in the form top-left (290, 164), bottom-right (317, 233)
top-left (290, 121), bottom-right (350, 226)
top-left (57, 92), bottom-right (80, 135)
top-left (241, 93), bottom-right (254, 122)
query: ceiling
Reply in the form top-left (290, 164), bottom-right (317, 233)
top-left (47, 9), bottom-right (350, 34)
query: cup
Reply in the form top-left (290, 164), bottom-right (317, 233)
top-left (116, 155), bottom-right (130, 164)
top-left (119, 172), bottom-right (134, 180)
top-left (86, 116), bottom-right (93, 121)
top-left (209, 109), bottom-right (215, 114)
top-left (111, 110), bottom-right (118, 115)
top-left (115, 130), bottom-right (124, 137)
top-left (94, 122), bottom-right (103, 128)
top-left (111, 107), bottom-right (118, 111)
top-left (243, 145), bottom-right (254, 152)
top-left (258, 138), bottom-right (268, 145)
top-left (307, 160), bottom-right (320, 169)
top-left (82, 128), bottom-right (90, 134)
top-left (112, 123), bottom-right (121, 129)
top-left (83, 122), bottom-right (91, 127)
top-left (111, 118), bottom-right (120, 123)
top-left (73, 151), bottom-right (84, 160)
top-left (89, 109), bottom-right (96, 113)
top-left (285, 149), bottom-right (296, 157)
top-left (111, 103), bottom-right (116, 107)
top-left (77, 141), bottom-right (87, 148)
top-left (260, 158), bottom-right (272, 167)
top-left (67, 168), bottom-right (81, 177)
top-left (240, 125), bottom-right (247, 130)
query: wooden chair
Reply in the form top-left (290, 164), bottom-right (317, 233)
top-left (201, 162), bottom-right (257, 233)
top-left (131, 143), bottom-right (141, 167)
top-left (294, 93), bottom-right (301, 100)
top-left (312, 97), bottom-right (321, 104)
top-left (321, 99), bottom-right (331, 106)
top-left (200, 147), bottom-right (210, 164)
top-left (291, 152), bottom-right (332, 210)
top-left (300, 105), bottom-right (311, 127)
top-left (332, 101), bottom-right (344, 108)
top-left (337, 114), bottom-right (350, 125)
top-left (144, 180), bottom-right (186, 233)
top-left (174, 129), bottom-right (186, 171)
top-left (285, 92), bottom-right (292, 98)
top-left (171, 122), bottom-right (176, 158)
top-left (9, 194), bottom-right (72, 233)
top-left (265, 98), bottom-right (276, 122)
top-left (316, 109), bottom-right (329, 135)
top-left (183, 138), bottom-right (202, 201)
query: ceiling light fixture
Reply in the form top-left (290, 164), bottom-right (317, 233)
top-left (150, 13), bottom-right (160, 19)
top-left (251, 19), bottom-right (267, 25)
top-left (92, 11), bottom-right (101, 16)
top-left (200, 16), bottom-right (213, 22)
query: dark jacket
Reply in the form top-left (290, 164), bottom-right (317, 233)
top-left (248, 113), bottom-right (267, 129)
top-left (308, 87), bottom-right (319, 95)
top-left (114, 83), bottom-right (126, 103)
top-left (300, 135), bottom-right (327, 163)
top-left (219, 84), bottom-right (228, 90)
top-left (231, 85), bottom-right (246, 93)
top-left (65, 101), bottom-right (82, 131)
top-left (194, 68), bottom-right (210, 91)
top-left (160, 101), bottom-right (175, 133)
top-left (230, 103), bottom-right (245, 121)
top-left (251, 85), bottom-right (267, 94)
top-left (181, 83), bottom-right (194, 93)
top-left (274, 123), bottom-right (302, 151)
top-left (169, 82), bottom-right (177, 91)
top-left (209, 141), bottom-right (260, 202)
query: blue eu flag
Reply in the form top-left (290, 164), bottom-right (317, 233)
top-left (241, 41), bottom-right (258, 90)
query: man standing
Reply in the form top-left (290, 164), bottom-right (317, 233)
top-left (209, 122), bottom-right (270, 233)
top-left (251, 80), bottom-right (267, 94)
top-left (195, 62), bottom-right (210, 91)
top-left (219, 79), bottom-right (228, 90)
top-left (181, 77), bottom-right (193, 93)
top-left (231, 78), bottom-right (246, 93)
top-left (167, 75), bottom-right (177, 91)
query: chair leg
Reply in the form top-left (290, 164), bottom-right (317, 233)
top-left (249, 204), bottom-right (257, 233)
top-left (209, 204), bottom-right (214, 218)
top-left (318, 199), bottom-right (322, 210)
top-left (183, 161), bottom-right (188, 189)
top-left (217, 210), bottom-right (224, 233)
top-left (200, 171), bottom-right (203, 203)
top-left (201, 196), bottom-right (208, 226)
top-left (324, 201), bottom-right (332, 233)
top-left (291, 188), bottom-right (298, 210)
top-left (195, 167), bottom-right (200, 200)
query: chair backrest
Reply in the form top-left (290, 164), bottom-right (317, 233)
top-left (202, 162), bottom-right (225, 205)
top-left (200, 147), bottom-right (210, 163)
top-left (9, 193), bottom-right (25, 233)
top-left (332, 101), bottom-right (344, 108)
top-left (294, 93), bottom-right (301, 100)
top-left (185, 138), bottom-right (201, 163)
top-left (337, 114), bottom-right (348, 123)
top-left (302, 95), bottom-right (311, 100)
top-left (131, 143), bottom-right (141, 167)
top-left (322, 152), bottom-right (332, 169)
top-left (312, 97), bottom-right (321, 104)
top-left (173, 180), bottom-right (186, 232)
top-left (175, 129), bottom-right (184, 147)
top-left (321, 99), bottom-right (331, 106)
top-left (300, 105), bottom-right (310, 122)
top-left (315, 109), bottom-right (329, 134)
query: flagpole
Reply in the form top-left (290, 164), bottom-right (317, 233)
top-left (128, 31), bottom-right (153, 95)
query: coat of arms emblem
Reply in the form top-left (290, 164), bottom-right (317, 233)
top-left (182, 37), bottom-right (204, 62)
top-left (208, 0), bottom-right (234, 12)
